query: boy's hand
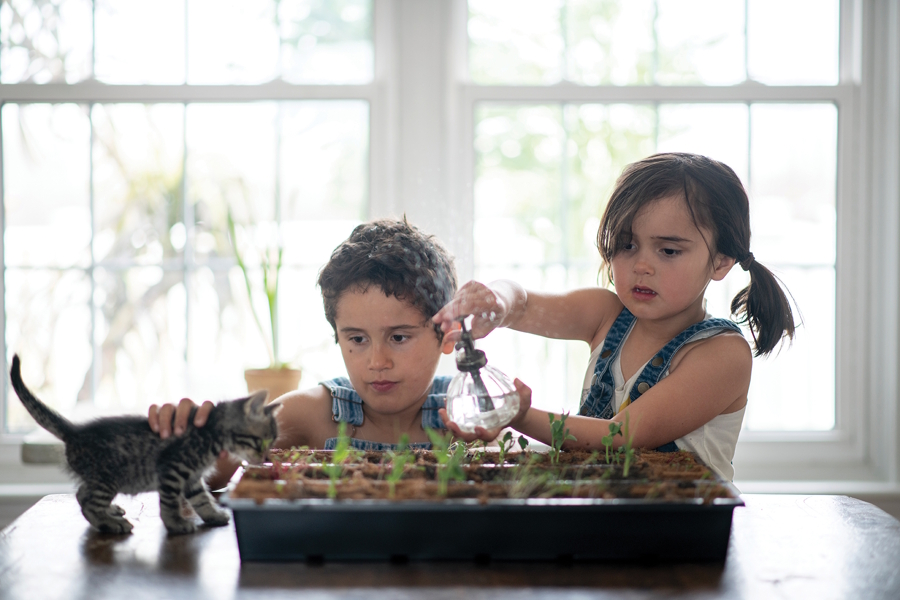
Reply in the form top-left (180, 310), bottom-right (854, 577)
top-left (433, 280), bottom-right (510, 345)
top-left (148, 398), bottom-right (214, 439)
top-left (439, 378), bottom-right (533, 442)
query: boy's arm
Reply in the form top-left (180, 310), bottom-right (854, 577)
top-left (435, 280), bottom-right (623, 347)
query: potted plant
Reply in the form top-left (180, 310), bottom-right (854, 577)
top-left (227, 209), bottom-right (301, 402)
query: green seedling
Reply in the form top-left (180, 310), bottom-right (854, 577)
top-left (548, 412), bottom-right (576, 466)
top-left (619, 411), bottom-right (635, 477)
top-left (517, 435), bottom-right (529, 452)
top-left (323, 422), bottom-right (357, 499)
top-left (601, 421), bottom-right (622, 464)
top-left (497, 431), bottom-right (515, 464)
top-left (426, 428), bottom-right (467, 496)
top-left (385, 434), bottom-right (415, 498)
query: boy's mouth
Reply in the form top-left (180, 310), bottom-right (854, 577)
top-left (632, 286), bottom-right (657, 300)
top-left (370, 380), bottom-right (397, 393)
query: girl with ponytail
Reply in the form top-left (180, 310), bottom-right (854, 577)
top-left (434, 152), bottom-right (796, 481)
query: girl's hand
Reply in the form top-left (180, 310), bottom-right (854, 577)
top-left (433, 280), bottom-right (515, 346)
top-left (148, 398), bottom-right (214, 439)
top-left (439, 378), bottom-right (533, 442)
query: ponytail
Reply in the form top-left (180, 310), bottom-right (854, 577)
top-left (729, 256), bottom-right (797, 357)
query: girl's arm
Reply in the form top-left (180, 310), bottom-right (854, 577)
top-left (434, 280), bottom-right (624, 348)
top-left (445, 334), bottom-right (751, 451)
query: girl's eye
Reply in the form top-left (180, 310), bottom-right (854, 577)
top-left (662, 248), bottom-right (680, 256)
top-left (623, 242), bottom-right (636, 251)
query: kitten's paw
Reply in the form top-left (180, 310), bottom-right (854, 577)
top-left (94, 517), bottom-right (133, 535)
top-left (164, 519), bottom-right (197, 536)
top-left (107, 504), bottom-right (126, 517)
top-left (200, 509), bottom-right (230, 527)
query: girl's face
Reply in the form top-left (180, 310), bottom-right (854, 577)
top-left (334, 287), bottom-right (447, 418)
top-left (609, 195), bottom-right (734, 326)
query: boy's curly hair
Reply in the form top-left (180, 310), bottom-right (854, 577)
top-left (318, 217), bottom-right (458, 342)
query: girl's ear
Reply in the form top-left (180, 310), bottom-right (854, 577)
top-left (711, 254), bottom-right (736, 281)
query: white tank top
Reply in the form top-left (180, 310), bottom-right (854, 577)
top-left (580, 328), bottom-right (745, 482)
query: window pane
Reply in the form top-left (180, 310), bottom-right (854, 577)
top-left (565, 0), bottom-right (655, 86)
top-left (470, 0), bottom-right (840, 87)
top-left (748, 0), bottom-right (839, 85)
top-left (188, 0), bottom-right (373, 85)
top-left (655, 0), bottom-right (745, 85)
top-left (469, 0), bottom-right (564, 85)
top-left (92, 104), bottom-right (186, 265)
top-left (565, 103), bottom-right (656, 261)
top-left (278, 0), bottom-right (374, 84)
top-left (186, 103), bottom-right (278, 268)
top-left (473, 101), bottom-right (837, 433)
top-left (95, 0), bottom-right (186, 84)
top-left (5, 269), bottom-right (91, 432)
top-left (279, 101), bottom-right (369, 222)
top-left (657, 103), bottom-right (749, 182)
top-left (3, 103), bottom-right (91, 268)
top-left (92, 266), bottom-right (187, 412)
top-left (0, 0), bottom-right (92, 83)
top-left (743, 103), bottom-right (837, 431)
top-left (474, 105), bottom-right (565, 265)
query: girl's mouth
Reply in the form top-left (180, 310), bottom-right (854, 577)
top-left (632, 286), bottom-right (657, 300)
top-left (370, 380), bottom-right (397, 393)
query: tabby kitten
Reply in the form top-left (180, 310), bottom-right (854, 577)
top-left (9, 355), bottom-right (278, 535)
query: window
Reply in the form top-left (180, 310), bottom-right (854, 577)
top-left (1, 0), bottom-right (372, 430)
top-left (2, 0), bottom-right (898, 489)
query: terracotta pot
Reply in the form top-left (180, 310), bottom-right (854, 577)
top-left (244, 367), bottom-right (302, 403)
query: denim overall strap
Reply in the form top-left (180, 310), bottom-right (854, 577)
top-left (322, 377), bottom-right (365, 427)
top-left (626, 317), bottom-right (742, 452)
top-left (322, 376), bottom-right (450, 450)
top-left (421, 376), bottom-right (452, 431)
top-left (578, 308), bottom-right (637, 421)
top-left (578, 310), bottom-right (743, 453)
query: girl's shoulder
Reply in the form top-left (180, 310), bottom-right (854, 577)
top-left (670, 328), bottom-right (752, 375)
top-left (587, 288), bottom-right (625, 350)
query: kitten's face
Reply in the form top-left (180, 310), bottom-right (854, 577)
top-left (227, 391), bottom-right (279, 464)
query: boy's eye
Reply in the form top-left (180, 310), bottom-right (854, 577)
top-left (390, 334), bottom-right (410, 343)
top-left (348, 335), bottom-right (367, 344)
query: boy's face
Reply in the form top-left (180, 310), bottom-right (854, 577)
top-left (334, 287), bottom-right (454, 417)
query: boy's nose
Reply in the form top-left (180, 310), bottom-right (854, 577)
top-left (368, 344), bottom-right (393, 370)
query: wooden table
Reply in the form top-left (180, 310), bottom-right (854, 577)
top-left (1, 493), bottom-right (898, 600)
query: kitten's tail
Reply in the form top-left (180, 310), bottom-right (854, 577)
top-left (9, 355), bottom-right (75, 441)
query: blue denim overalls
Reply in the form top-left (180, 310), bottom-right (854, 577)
top-left (321, 376), bottom-right (451, 451)
top-left (579, 307), bottom-right (742, 452)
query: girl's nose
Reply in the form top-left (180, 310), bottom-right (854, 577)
top-left (633, 254), bottom-right (654, 275)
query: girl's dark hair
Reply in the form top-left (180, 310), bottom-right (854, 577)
top-left (597, 152), bottom-right (796, 357)
top-left (318, 217), bottom-right (458, 342)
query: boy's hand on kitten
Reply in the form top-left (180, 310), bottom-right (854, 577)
top-left (433, 280), bottom-right (509, 344)
top-left (148, 398), bottom-right (215, 439)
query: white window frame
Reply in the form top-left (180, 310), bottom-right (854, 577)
top-left (2, 0), bottom-right (898, 494)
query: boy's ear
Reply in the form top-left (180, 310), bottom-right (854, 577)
top-left (441, 336), bottom-right (456, 355)
top-left (711, 254), bottom-right (736, 281)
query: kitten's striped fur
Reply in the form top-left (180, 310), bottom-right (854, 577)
top-left (9, 355), bottom-right (278, 535)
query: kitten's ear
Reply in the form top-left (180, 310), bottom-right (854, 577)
top-left (263, 403), bottom-right (281, 416)
top-left (245, 390), bottom-right (269, 414)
